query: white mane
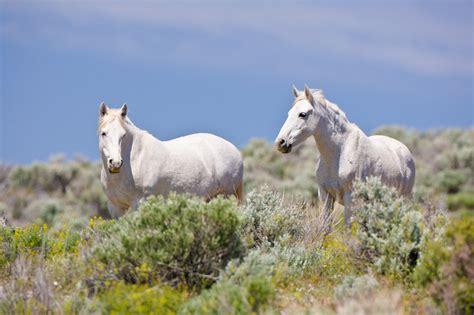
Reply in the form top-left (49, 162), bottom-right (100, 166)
top-left (314, 91), bottom-right (348, 123)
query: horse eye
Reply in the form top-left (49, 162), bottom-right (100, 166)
top-left (299, 112), bottom-right (307, 118)
top-left (101, 132), bottom-right (107, 137)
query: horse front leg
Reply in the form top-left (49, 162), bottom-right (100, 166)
top-left (319, 189), bottom-right (335, 232)
top-left (343, 191), bottom-right (353, 228)
top-left (107, 200), bottom-right (122, 219)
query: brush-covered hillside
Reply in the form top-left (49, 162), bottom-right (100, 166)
top-left (0, 127), bottom-right (473, 314)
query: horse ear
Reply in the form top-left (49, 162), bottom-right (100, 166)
top-left (292, 85), bottom-right (300, 97)
top-left (120, 103), bottom-right (128, 118)
top-left (304, 84), bottom-right (314, 104)
top-left (99, 102), bottom-right (108, 117)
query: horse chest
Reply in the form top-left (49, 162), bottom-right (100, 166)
top-left (316, 159), bottom-right (352, 202)
top-left (102, 171), bottom-right (137, 207)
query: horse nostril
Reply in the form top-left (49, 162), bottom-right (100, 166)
top-left (108, 158), bottom-right (113, 164)
top-left (279, 139), bottom-right (286, 146)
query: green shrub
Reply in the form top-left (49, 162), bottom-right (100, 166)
top-left (91, 194), bottom-right (245, 289)
top-left (439, 170), bottom-right (468, 194)
top-left (3, 158), bottom-right (108, 228)
top-left (334, 274), bottom-right (379, 300)
top-left (447, 192), bottom-right (474, 211)
top-left (88, 281), bottom-right (186, 314)
top-left (0, 224), bottom-right (80, 268)
top-left (8, 167), bottom-right (33, 189)
top-left (241, 187), bottom-right (306, 248)
top-left (270, 242), bottom-right (322, 277)
top-left (182, 281), bottom-right (257, 315)
top-left (414, 211), bottom-right (474, 314)
top-left (182, 240), bottom-right (322, 315)
top-left (78, 180), bottom-right (109, 218)
top-left (181, 249), bottom-right (277, 314)
top-left (351, 177), bottom-right (426, 278)
top-left (9, 159), bottom-right (79, 193)
top-left (24, 197), bottom-right (65, 227)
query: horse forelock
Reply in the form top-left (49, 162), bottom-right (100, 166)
top-left (98, 109), bottom-right (131, 134)
top-left (292, 90), bottom-right (348, 122)
top-left (292, 94), bottom-right (310, 107)
top-left (292, 89), bottom-right (324, 107)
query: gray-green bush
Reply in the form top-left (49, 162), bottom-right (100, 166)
top-left (181, 249), bottom-right (279, 315)
top-left (0, 127), bottom-right (472, 314)
top-left (439, 169), bottom-right (469, 194)
top-left (446, 192), bottom-right (474, 211)
top-left (1, 158), bottom-right (108, 228)
top-left (351, 177), bottom-right (427, 278)
top-left (90, 194), bottom-right (245, 289)
top-left (241, 187), bottom-right (306, 248)
top-left (414, 211), bottom-right (474, 314)
top-left (334, 273), bottom-right (379, 300)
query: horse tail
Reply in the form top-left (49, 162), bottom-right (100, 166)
top-left (235, 180), bottom-right (244, 204)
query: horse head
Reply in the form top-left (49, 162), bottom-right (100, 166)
top-left (98, 102), bottom-right (128, 174)
top-left (275, 85), bottom-right (320, 153)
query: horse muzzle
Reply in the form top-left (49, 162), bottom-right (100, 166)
top-left (108, 167), bottom-right (121, 174)
top-left (278, 144), bottom-right (292, 154)
top-left (107, 159), bottom-right (123, 174)
top-left (275, 138), bottom-right (292, 154)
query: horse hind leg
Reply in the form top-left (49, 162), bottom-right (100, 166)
top-left (206, 181), bottom-right (243, 204)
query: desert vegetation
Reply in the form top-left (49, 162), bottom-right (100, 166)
top-left (0, 127), bottom-right (473, 314)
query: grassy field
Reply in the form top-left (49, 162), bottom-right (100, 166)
top-left (0, 127), bottom-right (473, 314)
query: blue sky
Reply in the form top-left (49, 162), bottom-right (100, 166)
top-left (1, 1), bottom-right (472, 164)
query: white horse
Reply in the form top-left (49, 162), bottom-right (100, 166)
top-left (98, 102), bottom-right (244, 218)
top-left (275, 85), bottom-right (415, 226)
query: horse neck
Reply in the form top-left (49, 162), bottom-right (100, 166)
top-left (313, 108), bottom-right (352, 163)
top-left (123, 120), bottom-right (165, 160)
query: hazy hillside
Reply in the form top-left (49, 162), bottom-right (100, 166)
top-left (2, 127), bottom-right (472, 228)
top-left (0, 127), bottom-right (472, 314)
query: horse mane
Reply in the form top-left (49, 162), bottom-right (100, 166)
top-left (97, 109), bottom-right (135, 134)
top-left (293, 89), bottom-right (349, 124)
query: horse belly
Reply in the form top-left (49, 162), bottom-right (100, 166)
top-left (191, 134), bottom-right (244, 197)
top-left (368, 136), bottom-right (415, 195)
top-left (139, 133), bottom-right (243, 200)
top-left (148, 164), bottom-right (214, 198)
top-left (156, 152), bottom-right (239, 198)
